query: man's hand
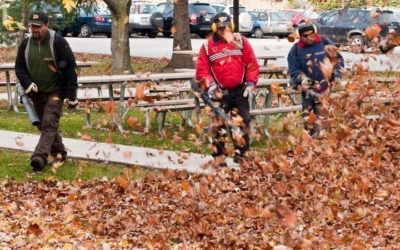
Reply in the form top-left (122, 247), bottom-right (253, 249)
top-left (26, 82), bottom-right (38, 95)
top-left (67, 98), bottom-right (78, 109)
top-left (207, 82), bottom-right (217, 99)
top-left (243, 82), bottom-right (255, 98)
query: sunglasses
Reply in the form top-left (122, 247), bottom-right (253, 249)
top-left (301, 32), bottom-right (315, 38)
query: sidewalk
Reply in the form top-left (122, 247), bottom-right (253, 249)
top-left (0, 130), bottom-right (238, 174)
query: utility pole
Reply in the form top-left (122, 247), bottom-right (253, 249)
top-left (233, 0), bottom-right (239, 32)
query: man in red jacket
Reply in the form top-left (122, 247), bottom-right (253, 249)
top-left (196, 12), bottom-right (259, 164)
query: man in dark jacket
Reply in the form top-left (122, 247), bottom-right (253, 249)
top-left (15, 11), bottom-right (78, 171)
top-left (288, 21), bottom-right (344, 137)
top-left (196, 12), bottom-right (259, 164)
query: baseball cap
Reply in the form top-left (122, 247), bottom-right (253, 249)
top-left (28, 11), bottom-right (49, 26)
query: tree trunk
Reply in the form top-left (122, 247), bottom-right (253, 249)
top-left (104, 0), bottom-right (133, 74)
top-left (166, 0), bottom-right (194, 69)
top-left (18, 0), bottom-right (29, 46)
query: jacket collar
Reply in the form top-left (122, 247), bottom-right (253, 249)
top-left (298, 33), bottom-right (321, 48)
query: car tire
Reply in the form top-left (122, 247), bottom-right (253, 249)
top-left (72, 32), bottom-right (79, 37)
top-left (162, 32), bottom-right (171, 37)
top-left (148, 31), bottom-right (158, 38)
top-left (349, 35), bottom-right (365, 53)
top-left (106, 33), bottom-right (111, 38)
top-left (150, 12), bottom-right (164, 32)
top-left (254, 28), bottom-right (263, 38)
top-left (80, 24), bottom-right (92, 38)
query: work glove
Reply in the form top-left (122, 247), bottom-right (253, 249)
top-left (25, 82), bottom-right (38, 96)
top-left (207, 82), bottom-right (218, 99)
top-left (300, 77), bottom-right (313, 90)
top-left (67, 98), bottom-right (78, 109)
top-left (243, 82), bottom-right (255, 98)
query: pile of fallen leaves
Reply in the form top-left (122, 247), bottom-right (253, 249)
top-left (1, 69), bottom-right (400, 248)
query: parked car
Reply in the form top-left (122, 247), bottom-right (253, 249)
top-left (155, 2), bottom-right (216, 38)
top-left (249, 11), bottom-right (292, 38)
top-left (129, 1), bottom-right (158, 38)
top-left (62, 4), bottom-right (112, 37)
top-left (316, 7), bottom-right (400, 52)
top-left (282, 8), bottom-right (319, 28)
top-left (210, 3), bottom-right (253, 36)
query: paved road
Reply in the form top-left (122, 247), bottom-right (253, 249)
top-left (66, 36), bottom-right (400, 72)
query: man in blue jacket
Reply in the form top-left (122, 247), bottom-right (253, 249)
top-left (15, 11), bottom-right (78, 171)
top-left (287, 21), bottom-right (344, 137)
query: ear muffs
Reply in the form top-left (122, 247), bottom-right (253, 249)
top-left (296, 23), bottom-right (318, 37)
top-left (211, 22), bottom-right (235, 33)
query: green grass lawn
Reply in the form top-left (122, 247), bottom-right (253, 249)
top-left (0, 148), bottom-right (152, 182)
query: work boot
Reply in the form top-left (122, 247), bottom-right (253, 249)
top-left (30, 157), bottom-right (46, 171)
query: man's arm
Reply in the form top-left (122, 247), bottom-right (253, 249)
top-left (57, 36), bottom-right (78, 99)
top-left (15, 39), bottom-right (32, 89)
top-left (241, 36), bottom-right (259, 85)
top-left (287, 44), bottom-right (304, 88)
top-left (195, 43), bottom-right (215, 90)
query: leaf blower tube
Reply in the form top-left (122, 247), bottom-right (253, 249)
top-left (191, 79), bottom-right (243, 136)
top-left (16, 83), bottom-right (40, 126)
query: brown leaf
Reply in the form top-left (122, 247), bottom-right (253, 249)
top-left (27, 223), bottom-right (42, 236)
top-left (115, 176), bottom-right (129, 190)
top-left (126, 116), bottom-right (138, 128)
top-left (271, 83), bottom-right (284, 94)
top-left (80, 133), bottom-right (92, 141)
top-left (365, 25), bottom-right (381, 40)
top-left (104, 102), bottom-right (116, 114)
top-left (320, 57), bottom-right (333, 80)
top-left (136, 83), bottom-right (146, 101)
top-left (171, 26), bottom-right (177, 35)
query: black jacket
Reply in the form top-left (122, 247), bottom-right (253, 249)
top-left (15, 29), bottom-right (78, 99)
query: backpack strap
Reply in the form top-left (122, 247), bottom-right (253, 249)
top-left (233, 32), bottom-right (243, 50)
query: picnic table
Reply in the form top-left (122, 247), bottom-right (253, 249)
top-left (77, 72), bottom-right (195, 130)
top-left (0, 61), bottom-right (98, 112)
top-left (257, 55), bottom-right (285, 67)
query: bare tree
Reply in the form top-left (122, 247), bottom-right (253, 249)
top-left (165, 0), bottom-right (194, 69)
top-left (103, 0), bottom-right (133, 74)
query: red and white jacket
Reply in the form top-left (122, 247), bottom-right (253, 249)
top-left (195, 34), bottom-right (259, 90)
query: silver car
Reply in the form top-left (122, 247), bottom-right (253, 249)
top-left (129, 1), bottom-right (158, 38)
top-left (250, 11), bottom-right (292, 38)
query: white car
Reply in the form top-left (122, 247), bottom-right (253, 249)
top-left (210, 4), bottom-right (253, 36)
top-left (129, 1), bottom-right (159, 38)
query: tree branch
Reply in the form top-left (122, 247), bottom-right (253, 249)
top-left (103, 0), bottom-right (119, 15)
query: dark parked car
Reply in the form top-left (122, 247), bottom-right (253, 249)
top-left (316, 8), bottom-right (400, 52)
top-left (63, 5), bottom-right (112, 38)
top-left (155, 2), bottom-right (216, 38)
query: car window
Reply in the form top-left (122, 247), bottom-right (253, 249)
top-left (191, 4), bottom-right (216, 15)
top-left (212, 5), bottom-right (225, 14)
top-left (320, 10), bottom-right (337, 25)
top-left (378, 12), bottom-right (400, 23)
top-left (260, 12), bottom-right (268, 20)
top-left (270, 12), bottom-right (286, 21)
top-left (139, 4), bottom-right (157, 14)
top-left (229, 7), bottom-right (246, 15)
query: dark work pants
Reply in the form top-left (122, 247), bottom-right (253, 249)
top-left (31, 91), bottom-right (65, 163)
top-left (301, 91), bottom-right (323, 137)
top-left (212, 85), bottom-right (250, 158)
